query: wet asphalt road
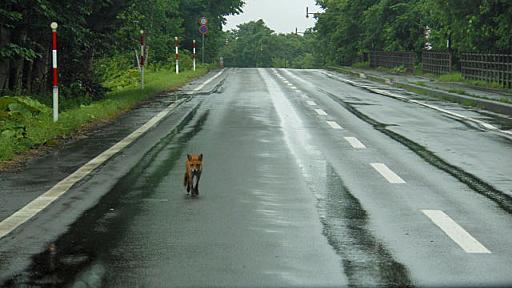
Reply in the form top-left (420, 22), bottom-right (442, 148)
top-left (1, 68), bottom-right (512, 287)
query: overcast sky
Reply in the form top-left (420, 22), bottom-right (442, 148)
top-left (224, 0), bottom-right (321, 34)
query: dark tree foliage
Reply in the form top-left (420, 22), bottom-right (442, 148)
top-left (220, 20), bottom-right (319, 69)
top-left (314, 0), bottom-right (512, 65)
top-left (0, 0), bottom-right (244, 100)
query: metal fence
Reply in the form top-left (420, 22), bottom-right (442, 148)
top-left (461, 53), bottom-right (512, 88)
top-left (369, 51), bottom-right (416, 72)
top-left (422, 51), bottom-right (451, 74)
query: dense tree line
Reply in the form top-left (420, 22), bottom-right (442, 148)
top-left (0, 0), bottom-right (243, 99)
top-left (314, 0), bottom-right (512, 65)
top-left (221, 20), bottom-right (319, 69)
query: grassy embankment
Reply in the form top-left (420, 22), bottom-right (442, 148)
top-left (0, 67), bottom-right (209, 166)
top-left (351, 61), bottom-right (510, 91)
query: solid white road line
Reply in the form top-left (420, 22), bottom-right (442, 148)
top-left (326, 121), bottom-right (342, 129)
top-left (370, 163), bottom-right (406, 184)
top-left (367, 88), bottom-right (504, 133)
top-left (315, 109), bottom-right (328, 116)
top-left (193, 69), bottom-right (224, 91)
top-left (306, 100), bottom-right (317, 106)
top-left (344, 137), bottom-right (366, 149)
top-left (0, 71), bottom-right (225, 241)
top-left (422, 210), bottom-right (491, 253)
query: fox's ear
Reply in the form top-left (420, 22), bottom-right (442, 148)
top-left (187, 154), bottom-right (192, 161)
top-left (199, 154), bottom-right (203, 160)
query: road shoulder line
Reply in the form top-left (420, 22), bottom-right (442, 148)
top-left (0, 71), bottom-right (224, 240)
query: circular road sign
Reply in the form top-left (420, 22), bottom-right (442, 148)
top-left (200, 17), bottom-right (208, 26)
top-left (199, 25), bottom-right (208, 34)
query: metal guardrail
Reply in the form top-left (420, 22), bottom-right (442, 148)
top-left (461, 53), bottom-right (512, 88)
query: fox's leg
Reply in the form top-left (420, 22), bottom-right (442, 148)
top-left (184, 173), bottom-right (191, 193)
top-left (195, 176), bottom-right (200, 195)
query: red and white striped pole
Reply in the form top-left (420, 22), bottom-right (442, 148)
top-left (193, 40), bottom-right (196, 71)
top-left (140, 30), bottom-right (145, 90)
top-left (50, 22), bottom-right (59, 122)
top-left (175, 36), bottom-right (179, 74)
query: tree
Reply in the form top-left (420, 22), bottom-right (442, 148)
top-left (0, 0), bottom-right (245, 101)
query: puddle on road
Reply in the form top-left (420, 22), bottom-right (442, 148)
top-left (1, 107), bottom-right (209, 287)
top-left (261, 69), bottom-right (412, 287)
top-left (318, 164), bottom-right (412, 287)
top-left (323, 90), bottom-right (512, 215)
top-left (475, 111), bottom-right (512, 130)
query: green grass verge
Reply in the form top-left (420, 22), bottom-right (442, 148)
top-left (0, 67), bottom-right (208, 165)
top-left (351, 61), bottom-right (369, 69)
top-left (437, 72), bottom-right (463, 82)
top-left (447, 88), bottom-right (468, 95)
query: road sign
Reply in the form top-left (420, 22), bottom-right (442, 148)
top-left (199, 25), bottom-right (208, 35)
top-left (199, 17), bottom-right (208, 26)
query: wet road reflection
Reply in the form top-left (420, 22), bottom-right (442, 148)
top-left (2, 108), bottom-right (209, 287)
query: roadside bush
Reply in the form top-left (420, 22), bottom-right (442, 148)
top-left (352, 61), bottom-right (369, 69)
top-left (95, 53), bottom-right (139, 92)
top-left (0, 96), bottom-right (51, 153)
top-left (164, 50), bottom-right (194, 72)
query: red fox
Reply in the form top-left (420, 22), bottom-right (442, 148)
top-left (184, 154), bottom-right (203, 196)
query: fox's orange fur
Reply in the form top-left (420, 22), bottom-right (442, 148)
top-left (184, 154), bottom-right (203, 196)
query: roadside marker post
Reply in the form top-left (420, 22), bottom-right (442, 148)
top-left (175, 37), bottom-right (179, 74)
top-left (140, 30), bottom-right (145, 90)
top-left (50, 22), bottom-right (59, 122)
top-left (193, 40), bottom-right (196, 71)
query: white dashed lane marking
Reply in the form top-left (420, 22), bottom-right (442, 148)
top-left (306, 100), bottom-right (317, 106)
top-left (422, 210), bottom-right (491, 254)
top-left (315, 109), bottom-right (328, 116)
top-left (326, 121), bottom-right (342, 129)
top-left (370, 163), bottom-right (406, 184)
top-left (344, 137), bottom-right (366, 149)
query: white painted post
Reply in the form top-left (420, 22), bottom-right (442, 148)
top-left (50, 22), bottom-right (59, 122)
top-left (175, 37), bottom-right (179, 74)
top-left (140, 30), bottom-right (145, 90)
top-left (193, 40), bottom-right (196, 71)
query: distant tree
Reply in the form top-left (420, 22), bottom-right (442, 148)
top-left (220, 20), bottom-right (319, 68)
top-left (312, 0), bottom-right (512, 65)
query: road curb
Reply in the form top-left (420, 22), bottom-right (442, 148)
top-left (327, 66), bottom-right (512, 116)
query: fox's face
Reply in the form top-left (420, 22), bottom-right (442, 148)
top-left (187, 154), bottom-right (203, 175)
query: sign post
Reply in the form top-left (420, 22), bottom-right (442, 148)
top-left (199, 17), bottom-right (208, 64)
top-left (175, 36), bottom-right (179, 74)
top-left (50, 22), bottom-right (59, 122)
